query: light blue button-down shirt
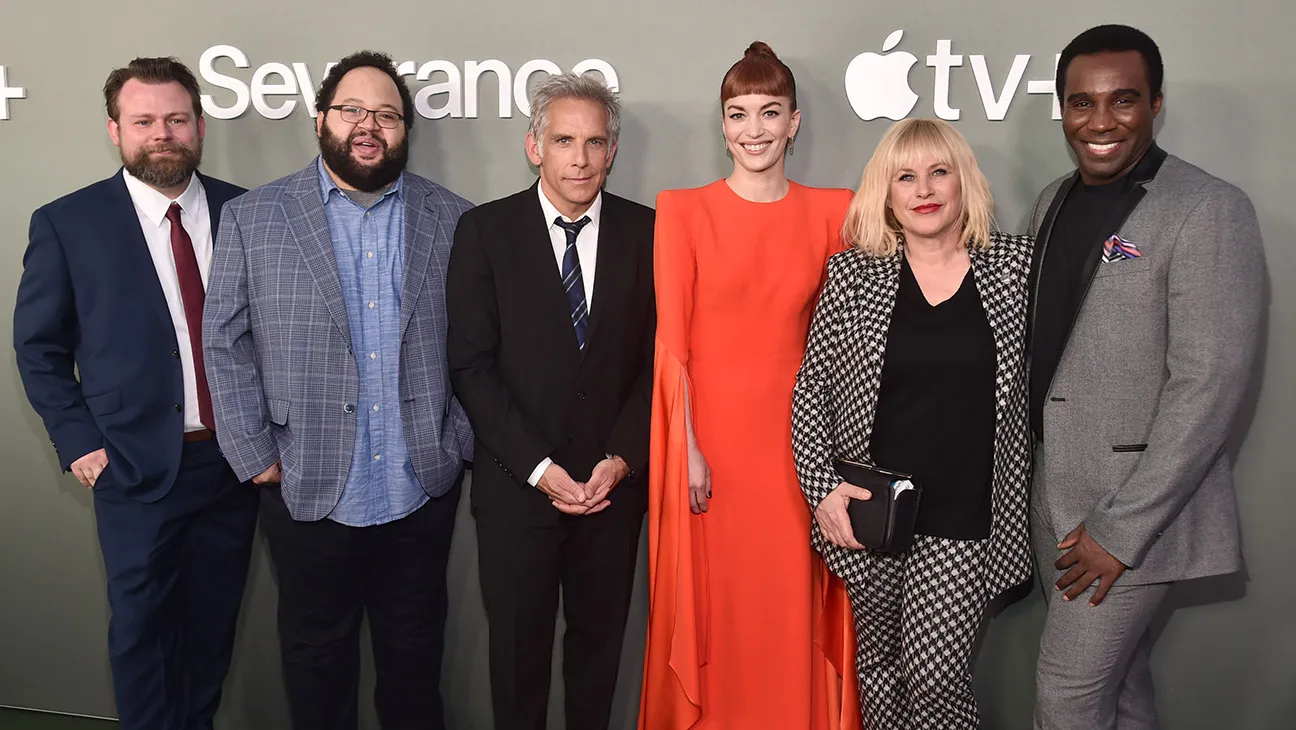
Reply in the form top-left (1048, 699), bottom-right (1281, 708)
top-left (317, 157), bottom-right (425, 526)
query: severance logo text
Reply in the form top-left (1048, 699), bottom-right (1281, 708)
top-left (199, 45), bottom-right (619, 121)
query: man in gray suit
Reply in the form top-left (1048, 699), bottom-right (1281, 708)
top-left (203, 50), bottom-right (473, 730)
top-left (1027, 25), bottom-right (1266, 730)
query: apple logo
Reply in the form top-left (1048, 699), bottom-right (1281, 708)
top-left (845, 29), bottom-right (920, 121)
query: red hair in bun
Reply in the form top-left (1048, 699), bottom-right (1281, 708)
top-left (720, 41), bottom-right (797, 110)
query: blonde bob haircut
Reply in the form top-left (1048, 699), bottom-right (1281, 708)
top-left (842, 118), bottom-right (994, 256)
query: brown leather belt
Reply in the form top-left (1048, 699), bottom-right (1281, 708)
top-left (183, 429), bottom-right (216, 442)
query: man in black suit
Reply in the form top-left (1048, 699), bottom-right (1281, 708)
top-left (446, 72), bottom-right (654, 730)
top-left (13, 58), bottom-right (254, 730)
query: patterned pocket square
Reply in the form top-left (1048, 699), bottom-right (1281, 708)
top-left (1102, 234), bottom-right (1142, 263)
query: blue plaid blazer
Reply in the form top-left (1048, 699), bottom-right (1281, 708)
top-left (203, 161), bottom-right (474, 520)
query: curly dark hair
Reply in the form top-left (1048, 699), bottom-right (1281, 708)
top-left (315, 50), bottom-right (415, 129)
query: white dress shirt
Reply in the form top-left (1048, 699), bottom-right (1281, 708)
top-left (528, 184), bottom-right (604, 486)
top-left (538, 182), bottom-right (601, 312)
top-left (122, 170), bottom-right (212, 433)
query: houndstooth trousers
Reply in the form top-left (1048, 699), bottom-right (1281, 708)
top-left (843, 535), bottom-right (988, 730)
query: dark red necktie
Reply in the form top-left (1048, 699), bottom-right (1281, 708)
top-left (166, 202), bottom-right (215, 431)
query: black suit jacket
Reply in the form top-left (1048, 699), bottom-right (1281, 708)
top-left (13, 170), bottom-right (246, 502)
top-left (446, 183), bottom-right (655, 525)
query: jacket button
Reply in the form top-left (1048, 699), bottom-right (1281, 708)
top-left (173, 404), bottom-right (182, 412)
top-left (343, 403), bottom-right (355, 414)
top-left (171, 350), bottom-right (181, 359)
top-left (576, 392), bottom-right (587, 401)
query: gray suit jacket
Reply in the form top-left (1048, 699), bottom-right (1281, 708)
top-left (1028, 146), bottom-right (1266, 584)
top-left (203, 161), bottom-right (475, 521)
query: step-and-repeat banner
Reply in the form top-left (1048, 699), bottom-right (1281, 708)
top-left (1, 1), bottom-right (1292, 728)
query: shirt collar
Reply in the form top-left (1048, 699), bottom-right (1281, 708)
top-left (316, 155), bottom-right (404, 206)
top-left (121, 169), bottom-right (205, 228)
top-left (537, 182), bottom-right (602, 232)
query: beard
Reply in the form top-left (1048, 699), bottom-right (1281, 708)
top-left (121, 140), bottom-right (202, 189)
top-left (318, 124), bottom-right (408, 192)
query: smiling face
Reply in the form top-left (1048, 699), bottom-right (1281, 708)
top-left (1061, 50), bottom-right (1163, 185)
top-left (525, 97), bottom-right (616, 220)
top-left (888, 152), bottom-right (964, 242)
top-left (721, 93), bottom-right (800, 175)
top-left (315, 66), bottom-right (409, 192)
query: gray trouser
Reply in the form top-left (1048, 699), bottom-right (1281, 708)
top-left (1031, 449), bottom-right (1170, 730)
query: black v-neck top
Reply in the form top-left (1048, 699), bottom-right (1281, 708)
top-left (868, 259), bottom-right (997, 540)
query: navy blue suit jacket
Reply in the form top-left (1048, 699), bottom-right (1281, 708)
top-left (13, 169), bottom-right (247, 502)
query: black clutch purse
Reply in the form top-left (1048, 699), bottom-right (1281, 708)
top-left (832, 458), bottom-right (922, 553)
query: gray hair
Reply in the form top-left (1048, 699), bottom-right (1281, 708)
top-left (527, 72), bottom-right (621, 152)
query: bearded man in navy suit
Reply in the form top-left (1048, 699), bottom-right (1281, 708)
top-left (13, 57), bottom-right (255, 730)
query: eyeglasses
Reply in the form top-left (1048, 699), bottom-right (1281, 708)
top-left (327, 105), bottom-right (404, 129)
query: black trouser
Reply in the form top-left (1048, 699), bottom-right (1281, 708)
top-left (474, 500), bottom-right (644, 730)
top-left (259, 481), bottom-right (461, 730)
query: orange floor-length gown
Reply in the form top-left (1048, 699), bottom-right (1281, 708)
top-left (639, 180), bottom-right (861, 730)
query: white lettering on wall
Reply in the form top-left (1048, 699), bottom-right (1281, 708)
top-left (847, 31), bottom-right (1062, 122)
top-left (198, 45), bottom-right (620, 121)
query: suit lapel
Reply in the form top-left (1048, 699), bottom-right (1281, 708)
top-left (1069, 184), bottom-right (1146, 306)
top-left (400, 179), bottom-right (441, 339)
top-left (106, 171), bottom-right (174, 335)
top-left (845, 250), bottom-right (902, 458)
top-left (862, 251), bottom-right (902, 368)
top-left (199, 172), bottom-right (233, 235)
top-left (583, 195), bottom-right (630, 350)
top-left (518, 184), bottom-right (584, 356)
top-left (284, 167), bottom-right (352, 349)
top-left (971, 244), bottom-right (1020, 405)
top-left (1058, 147), bottom-right (1168, 358)
top-left (1026, 173), bottom-right (1076, 349)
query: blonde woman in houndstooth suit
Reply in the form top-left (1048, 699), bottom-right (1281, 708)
top-left (792, 118), bottom-right (1034, 730)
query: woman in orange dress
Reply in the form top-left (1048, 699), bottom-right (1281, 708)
top-left (639, 42), bottom-right (860, 730)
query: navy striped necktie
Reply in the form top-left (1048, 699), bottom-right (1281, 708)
top-left (555, 215), bottom-right (592, 350)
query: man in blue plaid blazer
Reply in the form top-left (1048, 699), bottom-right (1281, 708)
top-left (202, 51), bottom-right (473, 730)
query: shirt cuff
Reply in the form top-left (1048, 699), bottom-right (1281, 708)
top-left (527, 457), bottom-right (553, 487)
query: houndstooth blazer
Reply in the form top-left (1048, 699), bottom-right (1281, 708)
top-left (792, 232), bottom-right (1034, 598)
